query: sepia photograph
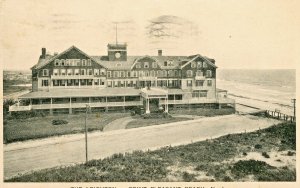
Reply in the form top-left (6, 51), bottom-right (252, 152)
top-left (1, 0), bottom-right (299, 187)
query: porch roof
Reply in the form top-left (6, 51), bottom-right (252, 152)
top-left (18, 88), bottom-right (141, 99)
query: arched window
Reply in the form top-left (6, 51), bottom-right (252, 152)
top-left (168, 70), bottom-right (173, 77)
top-left (191, 62), bottom-right (196, 68)
top-left (197, 61), bottom-right (202, 68)
top-left (144, 62), bottom-right (149, 68)
top-left (145, 71), bottom-right (149, 77)
top-left (157, 70), bottom-right (162, 77)
top-left (187, 70), bottom-right (193, 77)
top-left (196, 70), bottom-right (203, 76)
top-left (150, 70), bottom-right (155, 77)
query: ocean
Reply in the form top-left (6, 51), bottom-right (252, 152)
top-left (217, 69), bottom-right (296, 115)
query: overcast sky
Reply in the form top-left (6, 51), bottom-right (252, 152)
top-left (1, 0), bottom-right (299, 71)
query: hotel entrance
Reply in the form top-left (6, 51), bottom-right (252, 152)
top-left (141, 87), bottom-right (168, 114)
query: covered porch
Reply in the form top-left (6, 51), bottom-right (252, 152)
top-left (141, 88), bottom-right (169, 114)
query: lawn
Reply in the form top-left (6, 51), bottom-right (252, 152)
top-left (169, 108), bottom-right (235, 116)
top-left (126, 116), bottom-right (191, 129)
top-left (4, 112), bottom-right (130, 144)
top-left (6, 121), bottom-right (296, 182)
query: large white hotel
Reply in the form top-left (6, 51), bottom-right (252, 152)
top-left (9, 42), bottom-right (235, 114)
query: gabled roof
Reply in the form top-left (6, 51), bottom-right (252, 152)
top-left (181, 54), bottom-right (217, 69)
top-left (33, 46), bottom-right (105, 70)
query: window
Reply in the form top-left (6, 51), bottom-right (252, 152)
top-left (164, 61), bottom-right (167, 66)
top-left (100, 69), bottom-right (106, 76)
top-left (187, 80), bottom-right (193, 87)
top-left (61, 69), bottom-right (66, 76)
top-left (191, 62), bottom-right (196, 68)
top-left (87, 69), bottom-right (93, 75)
top-left (42, 80), bottom-right (49, 87)
top-left (107, 81), bottom-right (112, 87)
top-left (152, 62), bottom-right (157, 68)
top-left (197, 61), bottom-right (202, 68)
top-left (61, 60), bottom-right (66, 66)
top-left (127, 71), bottom-right (130, 77)
top-left (150, 70), bottom-right (155, 77)
top-left (94, 69), bottom-right (99, 75)
top-left (144, 62), bottom-right (149, 68)
top-left (87, 59), bottom-right (91, 66)
top-left (74, 69), bottom-right (79, 75)
top-left (120, 71), bottom-right (125, 78)
top-left (157, 70), bottom-right (162, 77)
top-left (76, 60), bottom-right (81, 66)
top-left (174, 70), bottom-right (178, 77)
top-left (203, 62), bottom-right (207, 68)
top-left (53, 69), bottom-right (59, 76)
top-left (196, 80), bottom-right (204, 86)
top-left (196, 70), bottom-right (203, 76)
top-left (145, 71), bottom-right (149, 77)
top-left (42, 69), bottom-right (49, 76)
top-left (168, 70), bottom-right (174, 77)
top-left (107, 71), bottom-right (112, 78)
top-left (55, 59), bottom-right (60, 66)
top-left (94, 79), bottom-right (99, 85)
top-left (206, 70), bottom-right (212, 77)
top-left (113, 71), bottom-right (119, 78)
top-left (200, 91), bottom-right (207, 97)
top-left (136, 62), bottom-right (141, 68)
top-left (139, 71), bottom-right (144, 77)
top-left (67, 69), bottom-right (72, 76)
top-left (80, 69), bottom-right (86, 75)
top-left (82, 59), bottom-right (87, 66)
top-left (163, 70), bottom-right (167, 77)
top-left (186, 70), bottom-right (193, 77)
top-left (133, 71), bottom-right (137, 77)
top-left (207, 80), bottom-right (212, 86)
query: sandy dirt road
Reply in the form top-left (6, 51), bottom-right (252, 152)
top-left (4, 114), bottom-right (280, 179)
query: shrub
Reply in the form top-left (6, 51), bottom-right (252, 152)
top-left (287, 151), bottom-right (295, 156)
top-left (262, 152), bottom-right (270, 158)
top-left (255, 144), bottom-right (262, 149)
top-left (231, 160), bottom-right (274, 176)
top-left (242, 152), bottom-right (247, 156)
top-left (52, 119), bottom-right (68, 125)
top-left (130, 111), bottom-right (136, 116)
top-left (182, 172), bottom-right (196, 182)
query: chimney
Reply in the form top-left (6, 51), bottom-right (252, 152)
top-left (158, 49), bottom-right (162, 56)
top-left (41, 48), bottom-right (46, 59)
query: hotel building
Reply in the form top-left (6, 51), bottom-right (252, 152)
top-left (9, 43), bottom-right (235, 114)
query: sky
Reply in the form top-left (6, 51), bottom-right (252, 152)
top-left (0, 0), bottom-right (299, 71)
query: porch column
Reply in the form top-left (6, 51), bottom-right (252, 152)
top-left (50, 98), bottom-right (53, 115)
top-left (105, 96), bottom-right (108, 112)
top-left (146, 98), bottom-right (150, 114)
top-left (79, 79), bottom-right (81, 88)
top-left (165, 97), bottom-right (168, 113)
top-left (69, 97), bottom-right (72, 114)
top-left (173, 94), bottom-right (176, 109)
top-left (123, 96), bottom-right (126, 112)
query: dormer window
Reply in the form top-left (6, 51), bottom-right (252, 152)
top-left (42, 69), bottom-right (49, 76)
top-left (164, 61), bottom-right (167, 66)
top-left (136, 62), bottom-right (141, 68)
top-left (61, 60), bottom-right (65, 66)
top-left (203, 62), bottom-right (207, 68)
top-left (144, 62), bottom-right (149, 68)
top-left (82, 59), bottom-right (87, 66)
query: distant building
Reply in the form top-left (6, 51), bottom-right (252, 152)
top-left (9, 43), bottom-right (234, 114)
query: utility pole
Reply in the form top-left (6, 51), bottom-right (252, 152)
top-left (84, 104), bottom-right (90, 163)
top-left (291, 99), bottom-right (296, 122)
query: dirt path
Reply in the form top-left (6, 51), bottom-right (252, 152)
top-left (103, 116), bottom-right (134, 132)
top-left (4, 114), bottom-right (281, 179)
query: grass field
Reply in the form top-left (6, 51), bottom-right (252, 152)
top-left (126, 116), bottom-right (191, 129)
top-left (4, 112), bottom-right (130, 144)
top-left (6, 121), bottom-right (296, 182)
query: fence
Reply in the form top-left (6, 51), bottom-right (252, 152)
top-left (265, 110), bottom-right (296, 122)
